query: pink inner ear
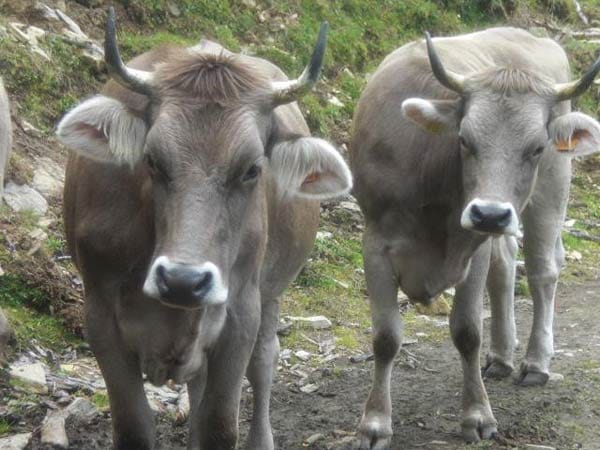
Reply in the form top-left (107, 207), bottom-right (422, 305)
top-left (76, 123), bottom-right (106, 141)
top-left (301, 172), bottom-right (321, 186)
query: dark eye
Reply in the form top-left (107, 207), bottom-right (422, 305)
top-left (242, 163), bottom-right (262, 182)
top-left (459, 135), bottom-right (468, 148)
top-left (145, 154), bottom-right (170, 181)
top-left (533, 146), bottom-right (545, 157)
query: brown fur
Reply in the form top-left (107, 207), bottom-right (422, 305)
top-left (155, 51), bottom-right (271, 105)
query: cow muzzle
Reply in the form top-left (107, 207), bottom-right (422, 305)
top-left (143, 256), bottom-right (228, 309)
top-left (460, 199), bottom-right (521, 237)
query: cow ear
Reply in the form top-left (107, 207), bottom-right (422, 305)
top-left (269, 137), bottom-right (352, 199)
top-left (549, 112), bottom-right (600, 157)
top-left (401, 98), bottom-right (459, 133)
top-left (56, 95), bottom-right (147, 166)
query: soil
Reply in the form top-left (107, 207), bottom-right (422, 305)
top-left (22, 279), bottom-right (600, 450)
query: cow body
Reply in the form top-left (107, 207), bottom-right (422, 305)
top-left (350, 27), bottom-right (600, 446)
top-left (0, 78), bottom-right (12, 357)
top-left (59, 13), bottom-right (351, 449)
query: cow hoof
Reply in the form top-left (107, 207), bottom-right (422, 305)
top-left (357, 416), bottom-right (392, 450)
top-left (461, 406), bottom-right (497, 443)
top-left (482, 357), bottom-right (514, 380)
top-left (515, 365), bottom-right (549, 386)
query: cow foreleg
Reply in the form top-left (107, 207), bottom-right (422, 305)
top-left (188, 293), bottom-right (261, 450)
top-left (451, 241), bottom-right (497, 442)
top-left (483, 236), bottom-right (518, 379)
top-left (244, 296), bottom-right (279, 450)
top-left (358, 229), bottom-right (401, 450)
top-left (86, 293), bottom-right (155, 450)
top-left (518, 157), bottom-right (568, 386)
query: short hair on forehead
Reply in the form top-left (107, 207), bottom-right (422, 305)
top-left (154, 49), bottom-right (272, 105)
top-left (467, 67), bottom-right (555, 97)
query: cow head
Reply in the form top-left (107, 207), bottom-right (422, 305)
top-left (402, 32), bottom-right (600, 237)
top-left (57, 8), bottom-right (351, 310)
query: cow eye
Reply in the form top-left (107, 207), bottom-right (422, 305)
top-left (533, 146), bottom-right (545, 157)
top-left (145, 155), bottom-right (170, 181)
top-left (242, 163), bottom-right (262, 182)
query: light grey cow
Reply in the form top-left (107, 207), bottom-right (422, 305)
top-left (350, 27), bottom-right (600, 447)
top-left (0, 77), bottom-right (12, 357)
top-left (56, 9), bottom-right (351, 450)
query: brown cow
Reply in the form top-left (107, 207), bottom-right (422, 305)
top-left (56, 9), bottom-right (351, 450)
top-left (350, 28), bottom-right (600, 447)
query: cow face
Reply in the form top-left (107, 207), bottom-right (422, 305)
top-left (401, 34), bottom-right (600, 237)
top-left (57, 16), bottom-right (351, 310)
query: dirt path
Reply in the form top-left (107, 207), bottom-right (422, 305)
top-left (31, 279), bottom-right (598, 450)
top-left (253, 279), bottom-right (600, 450)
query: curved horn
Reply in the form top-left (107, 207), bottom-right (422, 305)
top-left (555, 53), bottom-right (600, 101)
top-left (271, 22), bottom-right (329, 105)
top-left (105, 7), bottom-right (154, 95)
top-left (425, 31), bottom-right (465, 94)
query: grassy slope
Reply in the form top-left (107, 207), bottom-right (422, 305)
top-left (1, 0), bottom-right (600, 358)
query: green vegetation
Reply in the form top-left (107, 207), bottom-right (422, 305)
top-left (0, 419), bottom-right (11, 437)
top-left (91, 391), bottom-right (110, 410)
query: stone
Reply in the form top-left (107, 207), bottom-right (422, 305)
top-left (41, 410), bottom-right (68, 448)
top-left (10, 362), bottom-right (47, 393)
top-left (299, 383), bottom-right (319, 394)
top-left (524, 445), bottom-right (556, 450)
top-left (64, 397), bottom-right (98, 422)
top-left (328, 95), bottom-right (344, 107)
top-left (167, 1), bottom-right (181, 17)
top-left (32, 157), bottom-right (65, 197)
top-left (548, 372), bottom-right (564, 383)
top-left (305, 433), bottom-right (325, 445)
top-left (175, 389), bottom-right (190, 424)
top-left (28, 228), bottom-right (48, 241)
top-left (414, 295), bottom-right (451, 316)
top-left (316, 231), bottom-right (333, 240)
top-left (294, 350), bottom-right (311, 361)
top-left (35, 2), bottom-right (60, 21)
top-left (287, 315), bottom-right (332, 330)
top-left (3, 182), bottom-right (48, 215)
top-left (565, 250), bottom-right (582, 262)
top-left (0, 433), bottom-right (32, 450)
top-left (338, 201), bottom-right (361, 213)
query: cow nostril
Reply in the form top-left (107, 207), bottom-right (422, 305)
top-left (470, 204), bottom-right (484, 225)
top-left (192, 272), bottom-right (213, 296)
top-left (156, 264), bottom-right (169, 296)
top-left (497, 208), bottom-right (512, 227)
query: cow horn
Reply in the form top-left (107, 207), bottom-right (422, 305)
top-left (555, 53), bottom-right (600, 101)
top-left (425, 31), bottom-right (465, 94)
top-left (271, 22), bottom-right (329, 105)
top-left (105, 7), bottom-right (154, 96)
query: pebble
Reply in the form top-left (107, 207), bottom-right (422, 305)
top-left (548, 373), bottom-right (564, 383)
top-left (9, 362), bottom-right (48, 393)
top-left (305, 433), bottom-right (325, 445)
top-left (299, 383), bottom-right (319, 394)
top-left (294, 350), bottom-right (311, 361)
top-left (524, 445), bottom-right (556, 450)
top-left (64, 397), bottom-right (98, 423)
top-left (0, 432), bottom-right (32, 450)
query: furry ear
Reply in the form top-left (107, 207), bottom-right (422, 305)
top-left (549, 112), bottom-right (600, 157)
top-left (401, 98), bottom-right (459, 133)
top-left (56, 95), bottom-right (147, 166)
top-left (269, 137), bottom-right (352, 199)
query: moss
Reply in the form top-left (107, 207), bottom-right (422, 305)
top-left (91, 391), bottom-right (110, 410)
top-left (0, 419), bottom-right (11, 437)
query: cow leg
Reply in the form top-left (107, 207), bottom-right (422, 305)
top-left (86, 292), bottom-right (155, 450)
top-left (482, 236), bottom-right (518, 379)
top-left (517, 156), bottom-right (569, 386)
top-left (451, 241), bottom-right (497, 442)
top-left (244, 297), bottom-right (279, 450)
top-left (187, 298), bottom-right (261, 450)
top-left (358, 228), bottom-right (401, 450)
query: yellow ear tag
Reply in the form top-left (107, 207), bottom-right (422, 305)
top-left (555, 129), bottom-right (591, 152)
top-left (555, 136), bottom-right (578, 152)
